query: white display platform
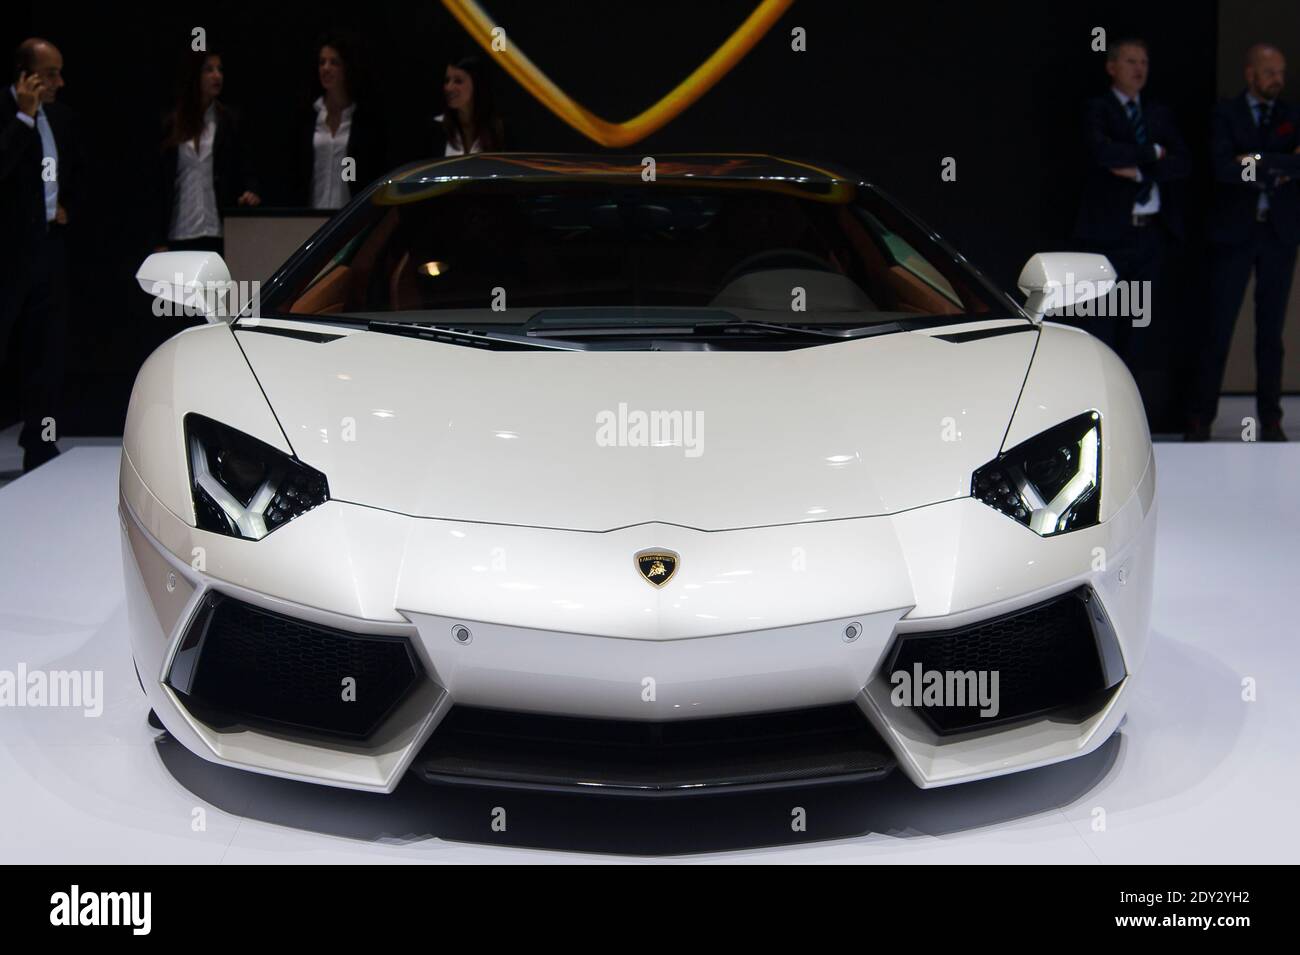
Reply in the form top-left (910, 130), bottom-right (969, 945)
top-left (0, 445), bottom-right (1296, 862)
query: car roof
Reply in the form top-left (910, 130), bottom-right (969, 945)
top-left (386, 153), bottom-right (869, 187)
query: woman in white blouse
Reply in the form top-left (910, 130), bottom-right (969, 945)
top-left (301, 33), bottom-right (383, 210)
top-left (155, 51), bottom-right (260, 255)
top-left (433, 55), bottom-right (505, 157)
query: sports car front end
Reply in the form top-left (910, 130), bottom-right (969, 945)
top-left (121, 155), bottom-right (1154, 795)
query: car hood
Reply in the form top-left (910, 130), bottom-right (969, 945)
top-left (234, 322), bottom-right (1037, 531)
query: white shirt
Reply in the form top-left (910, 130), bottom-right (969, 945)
top-left (169, 104), bottom-right (221, 240)
top-left (311, 96), bottom-right (355, 210)
top-left (435, 113), bottom-right (482, 157)
top-left (1110, 88), bottom-right (1161, 216)
top-left (8, 85), bottom-right (59, 222)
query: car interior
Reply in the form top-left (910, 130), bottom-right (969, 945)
top-left (284, 186), bottom-right (984, 321)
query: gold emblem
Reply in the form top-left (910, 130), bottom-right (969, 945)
top-left (635, 550), bottom-right (680, 588)
top-left (442, 0), bottom-right (794, 147)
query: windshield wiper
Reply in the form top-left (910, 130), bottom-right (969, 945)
top-left (692, 319), bottom-right (888, 339)
top-left (527, 317), bottom-right (899, 341)
top-left (367, 320), bottom-right (587, 351)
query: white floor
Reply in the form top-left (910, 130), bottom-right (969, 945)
top-left (0, 441), bottom-right (1296, 863)
top-left (0, 423), bottom-right (121, 490)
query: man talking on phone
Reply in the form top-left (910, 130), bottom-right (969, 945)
top-left (0, 38), bottom-right (80, 472)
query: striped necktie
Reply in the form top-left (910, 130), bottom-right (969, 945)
top-left (1126, 100), bottom-right (1154, 204)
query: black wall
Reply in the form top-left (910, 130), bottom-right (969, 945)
top-left (2, 0), bottom-right (1219, 433)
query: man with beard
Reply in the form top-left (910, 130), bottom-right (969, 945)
top-left (1191, 43), bottom-right (1300, 441)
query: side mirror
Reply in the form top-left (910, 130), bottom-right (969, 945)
top-left (135, 251), bottom-right (235, 323)
top-left (1017, 252), bottom-right (1115, 324)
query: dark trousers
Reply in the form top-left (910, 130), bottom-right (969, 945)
top-left (0, 227), bottom-right (68, 449)
top-left (1078, 225), bottom-right (1167, 360)
top-left (164, 236), bottom-right (224, 256)
top-left (1196, 222), bottom-right (1297, 424)
top-left (1075, 223), bottom-right (1172, 420)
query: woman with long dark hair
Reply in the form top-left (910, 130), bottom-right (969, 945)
top-left (155, 50), bottom-right (259, 254)
top-left (434, 55), bottom-right (505, 156)
top-left (299, 32), bottom-right (384, 209)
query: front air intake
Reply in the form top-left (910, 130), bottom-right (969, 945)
top-left (882, 587), bottom-right (1125, 735)
top-left (167, 593), bottom-right (421, 740)
top-left (413, 703), bottom-right (897, 795)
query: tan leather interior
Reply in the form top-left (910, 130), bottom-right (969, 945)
top-left (389, 251), bottom-right (422, 312)
top-left (886, 265), bottom-right (961, 315)
top-left (836, 207), bottom-right (960, 315)
top-left (287, 202), bottom-right (966, 318)
top-left (288, 210), bottom-right (400, 314)
top-left (289, 266), bottom-right (350, 314)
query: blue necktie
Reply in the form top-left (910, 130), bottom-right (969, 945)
top-left (1126, 100), bottom-right (1153, 204)
top-left (1255, 100), bottom-right (1273, 137)
top-left (1255, 101), bottom-right (1273, 215)
top-left (34, 107), bottom-right (59, 223)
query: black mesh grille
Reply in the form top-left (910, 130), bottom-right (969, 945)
top-left (414, 703), bottom-right (896, 795)
top-left (884, 587), bottom-right (1123, 734)
top-left (171, 594), bottom-right (421, 740)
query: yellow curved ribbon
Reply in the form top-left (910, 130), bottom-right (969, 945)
top-left (442, 0), bottom-right (795, 148)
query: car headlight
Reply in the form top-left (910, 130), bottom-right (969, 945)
top-left (184, 414), bottom-right (329, 540)
top-left (972, 411), bottom-right (1101, 536)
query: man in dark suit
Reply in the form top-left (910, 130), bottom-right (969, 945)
top-left (1190, 43), bottom-right (1300, 441)
top-left (1074, 38), bottom-right (1189, 418)
top-left (0, 38), bottom-right (80, 471)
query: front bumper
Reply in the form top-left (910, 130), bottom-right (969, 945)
top-left (120, 446), bottom-right (1156, 793)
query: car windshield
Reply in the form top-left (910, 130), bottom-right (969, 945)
top-left (259, 172), bottom-right (1013, 337)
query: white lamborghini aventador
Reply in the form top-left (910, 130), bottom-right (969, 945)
top-left (121, 154), bottom-right (1155, 795)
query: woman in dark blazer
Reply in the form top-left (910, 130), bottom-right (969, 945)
top-left (296, 33), bottom-right (385, 209)
top-left (155, 50), bottom-right (260, 254)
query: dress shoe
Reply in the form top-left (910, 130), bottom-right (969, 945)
top-left (1261, 421), bottom-right (1288, 442)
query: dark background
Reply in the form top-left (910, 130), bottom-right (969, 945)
top-left (3, 0), bottom-right (1225, 434)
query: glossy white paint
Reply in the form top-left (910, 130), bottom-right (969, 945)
top-left (135, 251), bottom-right (234, 323)
top-left (123, 324), bottom-right (290, 527)
top-left (121, 505), bottom-right (446, 792)
top-left (120, 411), bottom-right (1154, 790)
top-left (1004, 323), bottom-right (1153, 524)
top-left (121, 285), bottom-right (1157, 791)
top-left (1017, 251), bottom-right (1116, 323)
top-left (121, 469), bottom-right (1155, 788)
top-left (231, 323), bottom-right (1038, 530)
top-left (3, 444), bottom-right (1283, 862)
top-left (406, 606), bottom-right (910, 721)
